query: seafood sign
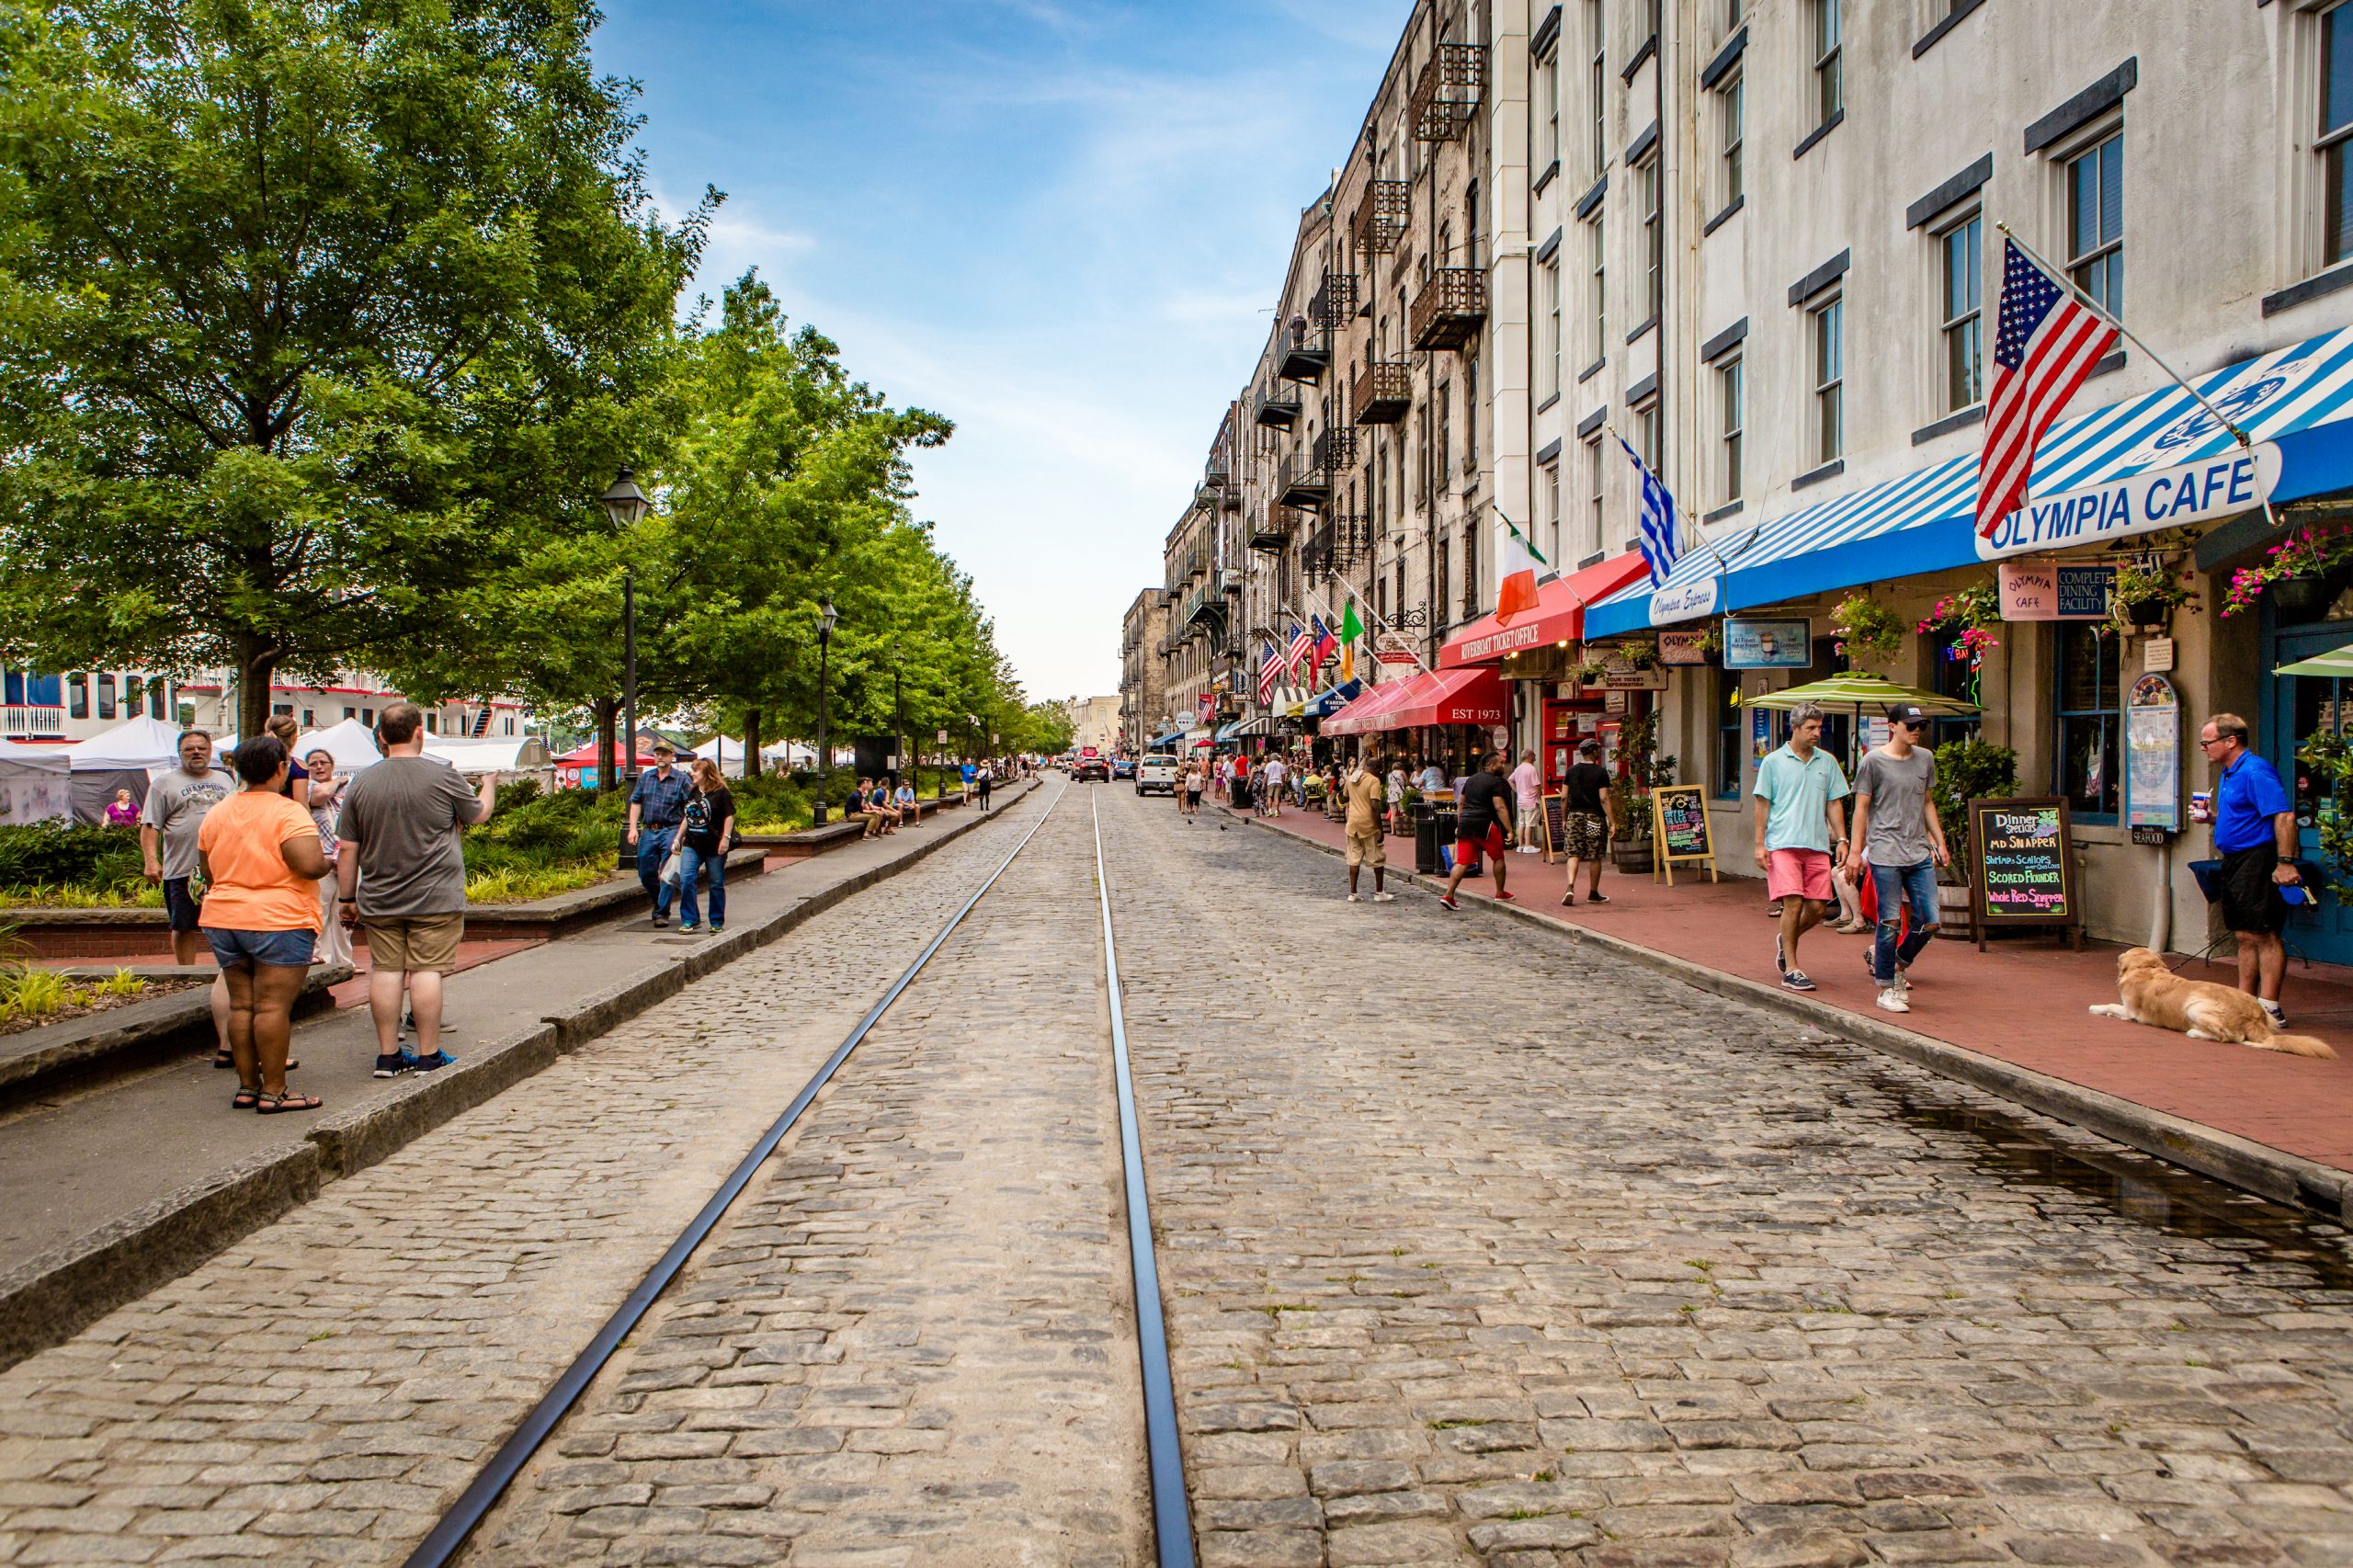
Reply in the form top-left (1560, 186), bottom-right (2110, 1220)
top-left (1974, 800), bottom-right (2073, 922)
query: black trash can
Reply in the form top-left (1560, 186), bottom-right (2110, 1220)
top-left (1415, 803), bottom-right (1459, 875)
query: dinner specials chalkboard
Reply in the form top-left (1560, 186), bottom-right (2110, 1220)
top-left (1541, 792), bottom-right (1568, 865)
top-left (1968, 795), bottom-right (2081, 949)
top-left (1648, 784), bottom-right (1719, 885)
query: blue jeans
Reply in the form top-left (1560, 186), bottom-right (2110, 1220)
top-left (636, 824), bottom-right (676, 917)
top-left (678, 842), bottom-right (726, 927)
top-left (205, 926), bottom-right (316, 969)
top-left (1870, 859), bottom-right (1938, 983)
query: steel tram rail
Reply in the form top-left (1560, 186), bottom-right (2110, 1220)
top-left (402, 778), bottom-right (1198, 1567)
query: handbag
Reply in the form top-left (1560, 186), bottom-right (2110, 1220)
top-left (660, 844), bottom-right (684, 886)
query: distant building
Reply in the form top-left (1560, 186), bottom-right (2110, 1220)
top-left (1119, 589), bottom-right (1170, 752)
top-left (1063, 694), bottom-right (1123, 754)
top-left (0, 663), bottom-right (528, 745)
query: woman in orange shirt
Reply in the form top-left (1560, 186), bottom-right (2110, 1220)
top-left (197, 736), bottom-right (329, 1113)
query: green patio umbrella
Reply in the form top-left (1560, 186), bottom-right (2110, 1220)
top-left (2274, 642), bottom-right (2353, 677)
top-left (1744, 673), bottom-right (1981, 716)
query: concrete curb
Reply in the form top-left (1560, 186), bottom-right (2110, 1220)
top-left (1232, 809), bottom-right (2353, 1223)
top-left (0, 781), bottom-right (1040, 1370)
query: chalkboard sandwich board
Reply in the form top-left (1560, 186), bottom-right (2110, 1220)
top-left (1540, 792), bottom-right (1568, 865)
top-left (1648, 783), bottom-right (1719, 886)
top-left (1967, 795), bottom-right (2081, 949)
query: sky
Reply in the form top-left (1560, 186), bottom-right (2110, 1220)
top-left (591, 0), bottom-right (1416, 708)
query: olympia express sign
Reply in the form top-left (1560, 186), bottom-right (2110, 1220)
top-left (1976, 444), bottom-right (2281, 562)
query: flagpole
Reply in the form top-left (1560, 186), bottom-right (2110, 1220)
top-left (1995, 221), bottom-right (2279, 528)
top-left (1319, 576), bottom-right (1435, 678)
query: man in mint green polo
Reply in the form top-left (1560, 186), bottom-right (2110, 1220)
top-left (1752, 702), bottom-right (1851, 994)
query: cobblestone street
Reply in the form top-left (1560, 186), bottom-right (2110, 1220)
top-left (2, 779), bottom-right (2352, 1566)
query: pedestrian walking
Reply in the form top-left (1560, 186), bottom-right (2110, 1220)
top-left (1844, 703), bottom-right (1949, 1013)
top-left (1342, 753), bottom-right (1394, 903)
top-left (1440, 753), bottom-right (1516, 910)
top-left (336, 702), bottom-right (494, 1076)
top-left (1558, 740), bottom-right (1617, 906)
top-left (1752, 702), bottom-right (1851, 994)
top-left (141, 730), bottom-right (233, 968)
top-left (676, 757), bottom-right (735, 935)
top-left (625, 739), bottom-right (688, 926)
top-left (1385, 760), bottom-right (1406, 835)
top-left (1263, 752), bottom-right (1288, 818)
top-left (1181, 758), bottom-right (1202, 818)
top-left (304, 746), bottom-right (355, 970)
top-left (262, 713), bottom-right (312, 808)
top-left (197, 735), bottom-right (327, 1114)
top-left (977, 765), bottom-right (993, 812)
top-left (1508, 750), bottom-right (1543, 853)
top-left (961, 758), bottom-right (976, 803)
top-left (104, 788), bottom-right (140, 828)
top-left (2200, 712), bottom-right (2302, 1025)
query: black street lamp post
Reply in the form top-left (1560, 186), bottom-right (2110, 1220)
top-left (601, 468), bottom-right (652, 797)
top-left (813, 598), bottom-right (839, 824)
top-left (892, 642), bottom-right (905, 795)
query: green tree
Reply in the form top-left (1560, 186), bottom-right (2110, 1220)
top-left (0, 0), bottom-right (706, 734)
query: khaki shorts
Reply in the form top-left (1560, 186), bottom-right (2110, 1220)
top-left (1346, 827), bottom-right (1386, 869)
top-left (360, 911), bottom-right (466, 974)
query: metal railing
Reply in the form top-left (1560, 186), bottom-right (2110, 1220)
top-left (1351, 181), bottom-right (1410, 255)
top-left (1, 705), bottom-right (63, 737)
top-left (1352, 360), bottom-right (1412, 425)
top-left (1410, 267), bottom-right (1487, 350)
top-left (1408, 42), bottom-right (1484, 142)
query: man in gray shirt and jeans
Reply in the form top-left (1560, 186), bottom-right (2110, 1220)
top-left (1843, 701), bottom-right (1950, 1014)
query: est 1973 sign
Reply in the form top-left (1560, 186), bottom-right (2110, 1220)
top-left (1976, 444), bottom-right (2281, 561)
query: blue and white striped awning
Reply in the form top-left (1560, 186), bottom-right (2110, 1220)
top-left (1585, 324), bottom-right (2353, 637)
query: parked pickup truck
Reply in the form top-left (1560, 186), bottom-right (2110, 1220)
top-left (1134, 754), bottom-right (1180, 796)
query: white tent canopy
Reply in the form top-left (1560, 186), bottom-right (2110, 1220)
top-left (293, 718), bottom-right (384, 776)
top-left (0, 739), bottom-right (73, 824)
top-left (690, 735), bottom-right (748, 776)
top-left (425, 736), bottom-right (551, 774)
top-left (66, 714), bottom-right (197, 773)
top-left (761, 739), bottom-right (816, 766)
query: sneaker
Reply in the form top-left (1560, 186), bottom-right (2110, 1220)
top-left (2261, 1000), bottom-right (2288, 1027)
top-left (651, 915), bottom-right (668, 928)
top-left (1439, 895), bottom-right (1461, 911)
top-left (1372, 892), bottom-right (1395, 903)
top-left (1560, 892), bottom-right (1577, 906)
top-left (1782, 970), bottom-right (1817, 993)
top-left (1875, 987), bottom-right (1911, 1014)
top-left (1776, 935), bottom-right (1788, 975)
top-left (677, 922), bottom-right (700, 934)
top-left (1586, 892), bottom-right (1610, 904)
top-left (1347, 892), bottom-right (1360, 903)
top-left (373, 1051), bottom-right (419, 1079)
top-left (710, 923), bottom-right (724, 933)
top-left (409, 1050), bottom-right (459, 1073)
top-left (1495, 891), bottom-right (1517, 903)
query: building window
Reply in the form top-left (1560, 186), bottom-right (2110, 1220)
top-left (1461, 523), bottom-right (1480, 618)
top-left (152, 682), bottom-right (167, 721)
top-left (1540, 258), bottom-right (1562, 401)
top-left (1586, 214), bottom-right (1606, 365)
top-left (1639, 156), bottom-right (1663, 324)
top-left (1938, 210), bottom-right (1984, 411)
top-left (97, 673), bottom-right (116, 720)
top-left (362, 707), bottom-right (374, 724)
top-left (1463, 357), bottom-right (1479, 472)
top-left (2324, 5), bottom-right (2353, 266)
top-left (1543, 461), bottom-right (1563, 565)
top-left (1436, 534), bottom-right (1450, 624)
top-left (425, 712), bottom-right (438, 733)
top-left (301, 708), bottom-right (315, 727)
top-left (2065, 131), bottom-right (2123, 315)
top-left (1539, 47), bottom-right (1560, 168)
top-left (67, 673), bottom-right (86, 720)
top-left (504, 716), bottom-right (517, 736)
top-left (1717, 73), bottom-right (1744, 210)
top-left (2056, 622), bottom-right (2120, 820)
top-left (1636, 399), bottom-right (1662, 472)
top-left (1436, 379), bottom-right (1451, 477)
top-left (1811, 294), bottom-right (1844, 465)
top-left (1585, 434), bottom-right (1605, 558)
top-left (1716, 353), bottom-right (1744, 501)
top-left (344, 706), bottom-right (358, 720)
top-left (1811, 0), bottom-right (1842, 130)
top-left (1586, 0), bottom-right (1607, 178)
top-left (1716, 666), bottom-right (1743, 798)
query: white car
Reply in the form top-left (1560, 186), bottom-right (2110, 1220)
top-left (1135, 754), bottom-right (1181, 796)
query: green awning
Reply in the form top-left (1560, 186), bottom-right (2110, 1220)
top-left (2275, 642), bottom-right (2353, 677)
top-left (1745, 673), bottom-right (1980, 715)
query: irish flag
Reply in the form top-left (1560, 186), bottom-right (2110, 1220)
top-left (1496, 515), bottom-right (1548, 625)
top-left (1339, 600), bottom-right (1363, 684)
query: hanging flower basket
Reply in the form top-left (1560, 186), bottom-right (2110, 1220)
top-left (1828, 594), bottom-right (1904, 668)
top-left (2223, 527), bottom-right (2353, 618)
top-left (2106, 555), bottom-right (2198, 637)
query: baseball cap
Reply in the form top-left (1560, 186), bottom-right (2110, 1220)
top-left (1886, 702), bottom-right (1928, 728)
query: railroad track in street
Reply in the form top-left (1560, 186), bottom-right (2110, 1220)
top-left (405, 777), bottom-right (1197, 1568)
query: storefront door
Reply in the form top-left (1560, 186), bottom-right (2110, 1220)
top-left (2262, 619), bottom-right (2353, 966)
top-left (1542, 698), bottom-right (1604, 788)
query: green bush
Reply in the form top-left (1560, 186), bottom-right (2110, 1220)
top-left (1930, 736), bottom-right (2018, 874)
top-left (0, 822), bottom-right (146, 897)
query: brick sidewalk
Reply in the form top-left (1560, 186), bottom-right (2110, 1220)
top-left (1233, 799), bottom-right (2353, 1175)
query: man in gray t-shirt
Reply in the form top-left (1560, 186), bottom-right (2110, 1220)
top-left (1843, 702), bottom-right (1951, 1011)
top-left (141, 730), bottom-right (233, 965)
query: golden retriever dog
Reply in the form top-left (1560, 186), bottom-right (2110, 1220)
top-left (2088, 948), bottom-right (2337, 1059)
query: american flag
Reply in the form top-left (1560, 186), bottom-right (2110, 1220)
top-left (1257, 641), bottom-right (1281, 705)
top-left (1614, 435), bottom-right (1680, 587)
top-left (1285, 620), bottom-right (1313, 679)
top-left (1977, 239), bottom-right (2118, 539)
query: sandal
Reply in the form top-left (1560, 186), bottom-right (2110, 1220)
top-left (231, 1086), bottom-right (260, 1109)
top-left (255, 1088), bottom-right (323, 1115)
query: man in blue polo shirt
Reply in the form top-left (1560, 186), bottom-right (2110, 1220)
top-left (2201, 711), bottom-right (2301, 1026)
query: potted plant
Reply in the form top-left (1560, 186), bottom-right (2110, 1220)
top-left (2106, 555), bottom-right (2198, 636)
top-left (1928, 735), bottom-right (2018, 921)
top-left (1618, 632), bottom-right (1662, 671)
top-left (1829, 594), bottom-right (1904, 668)
top-left (1695, 624), bottom-right (1725, 658)
top-left (2223, 526), bottom-right (2353, 619)
top-left (1607, 710), bottom-right (1677, 872)
top-left (2295, 728), bottom-right (2353, 897)
top-left (1569, 656), bottom-right (1611, 687)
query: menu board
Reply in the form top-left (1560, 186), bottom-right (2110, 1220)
top-left (2124, 674), bottom-right (2180, 832)
top-left (1969, 795), bottom-right (2079, 948)
top-left (1541, 793), bottom-right (1568, 864)
top-left (1648, 784), bottom-right (1719, 885)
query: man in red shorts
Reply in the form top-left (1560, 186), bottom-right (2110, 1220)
top-left (1439, 752), bottom-right (1516, 910)
top-left (1751, 702), bottom-right (1850, 993)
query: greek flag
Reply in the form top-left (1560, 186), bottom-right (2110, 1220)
top-left (1614, 434), bottom-right (1680, 587)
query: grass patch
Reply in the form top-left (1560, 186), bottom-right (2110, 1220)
top-left (1428, 1418), bottom-right (1493, 1430)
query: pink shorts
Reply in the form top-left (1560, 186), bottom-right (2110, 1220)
top-left (1767, 847), bottom-right (1834, 903)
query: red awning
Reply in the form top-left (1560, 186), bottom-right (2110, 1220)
top-left (1437, 551), bottom-right (1651, 668)
top-left (1324, 666), bottom-right (1509, 735)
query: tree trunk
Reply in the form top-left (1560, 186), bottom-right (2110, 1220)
top-left (743, 706), bottom-right (763, 778)
top-left (594, 697), bottom-right (620, 792)
top-left (235, 642), bottom-right (277, 742)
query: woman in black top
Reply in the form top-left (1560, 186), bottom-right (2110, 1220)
top-left (676, 758), bottom-right (736, 934)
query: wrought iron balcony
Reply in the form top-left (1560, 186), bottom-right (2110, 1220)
top-left (1352, 360), bottom-right (1412, 425)
top-left (1330, 513), bottom-right (1373, 568)
top-left (1408, 42), bottom-right (1484, 142)
top-left (1312, 424), bottom-right (1358, 475)
top-left (1410, 267), bottom-right (1487, 350)
top-left (1302, 518), bottom-right (1336, 579)
top-left (1276, 328), bottom-right (1330, 384)
top-left (1351, 181), bottom-right (1410, 256)
top-left (1254, 382), bottom-right (1301, 429)
top-left (1203, 458), bottom-right (1232, 490)
top-left (1250, 504), bottom-right (1308, 553)
top-left (1276, 450), bottom-right (1332, 508)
